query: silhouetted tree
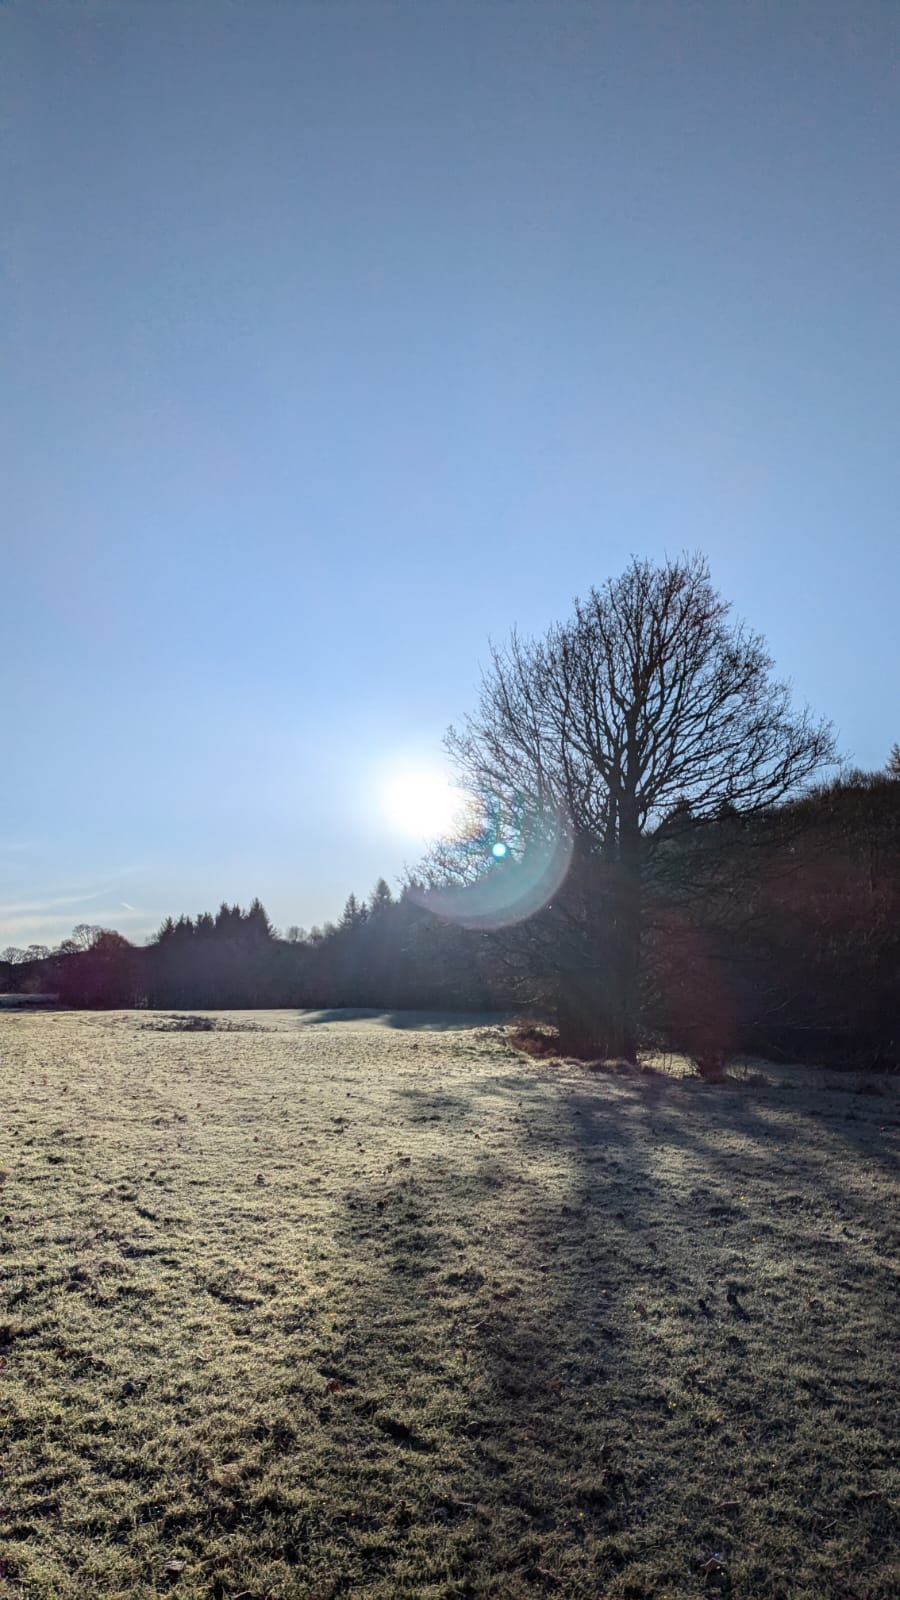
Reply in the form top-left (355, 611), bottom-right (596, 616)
top-left (368, 878), bottom-right (394, 916)
top-left (246, 898), bottom-right (275, 940)
top-left (58, 929), bottom-right (136, 1006)
top-left (339, 893), bottom-right (367, 930)
top-left (59, 924), bottom-right (102, 956)
top-left (446, 554), bottom-right (835, 1061)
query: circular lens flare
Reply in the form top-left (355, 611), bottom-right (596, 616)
top-left (412, 797), bottom-right (573, 930)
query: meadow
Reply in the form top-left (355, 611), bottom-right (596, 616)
top-left (0, 1010), bottom-right (897, 1599)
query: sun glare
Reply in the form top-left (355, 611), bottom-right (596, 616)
top-left (382, 768), bottom-right (465, 841)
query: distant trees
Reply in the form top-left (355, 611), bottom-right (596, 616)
top-left (57, 930), bottom-right (137, 1007)
top-left (293, 882), bottom-right (498, 1011)
top-left (146, 900), bottom-right (280, 1006)
top-left (3, 888), bottom-right (502, 1017)
top-left (132, 888), bottom-right (497, 1013)
top-left (445, 554), bottom-right (835, 1062)
top-left (60, 924), bottom-right (103, 955)
top-left (1, 943), bottom-right (54, 996)
top-left (887, 743), bottom-right (900, 778)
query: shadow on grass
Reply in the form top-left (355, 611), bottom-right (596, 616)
top-left (319, 1056), bottom-right (899, 1598)
top-left (3, 1017), bottom-right (895, 1600)
top-left (302, 1008), bottom-right (509, 1031)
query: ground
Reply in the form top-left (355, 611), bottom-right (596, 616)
top-left (0, 1009), bottom-right (897, 1600)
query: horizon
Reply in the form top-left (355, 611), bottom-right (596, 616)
top-left (9, 756), bottom-right (899, 961)
top-left (5, 1), bottom-right (900, 948)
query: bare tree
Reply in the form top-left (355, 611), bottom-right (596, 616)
top-left (446, 554), bottom-right (835, 1059)
top-left (887, 743), bottom-right (900, 778)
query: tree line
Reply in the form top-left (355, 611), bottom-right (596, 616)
top-left (1, 885), bottom-right (502, 1015)
top-left (3, 556), bottom-right (898, 1073)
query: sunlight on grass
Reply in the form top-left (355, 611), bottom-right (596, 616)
top-left (0, 1012), bottom-right (897, 1598)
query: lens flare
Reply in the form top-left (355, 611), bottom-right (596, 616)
top-left (412, 797), bottom-right (573, 930)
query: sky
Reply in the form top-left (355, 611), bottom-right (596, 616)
top-left (3, 0), bottom-right (899, 950)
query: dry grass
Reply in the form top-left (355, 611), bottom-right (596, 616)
top-left (0, 1009), bottom-right (898, 1600)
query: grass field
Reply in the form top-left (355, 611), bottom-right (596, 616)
top-left (1, 1010), bottom-right (897, 1600)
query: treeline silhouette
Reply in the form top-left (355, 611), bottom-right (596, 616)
top-left (143, 886), bottom-right (499, 1012)
top-left (1, 883), bottom-right (501, 1016)
top-left (3, 769), bottom-right (898, 1070)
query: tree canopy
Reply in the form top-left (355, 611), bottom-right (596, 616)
top-left (445, 554), bottom-right (836, 1060)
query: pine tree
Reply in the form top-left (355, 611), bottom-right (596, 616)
top-left (368, 878), bottom-right (394, 915)
top-left (246, 898), bottom-right (274, 940)
top-left (339, 893), bottom-right (367, 930)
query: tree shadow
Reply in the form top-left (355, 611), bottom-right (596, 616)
top-left (311, 1050), bottom-right (898, 1597)
top-left (300, 1007), bottom-right (508, 1031)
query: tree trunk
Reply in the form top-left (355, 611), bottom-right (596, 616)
top-left (557, 978), bottom-right (615, 1059)
top-left (552, 832), bottom-right (642, 1062)
top-left (555, 942), bottom-right (639, 1061)
top-left (610, 815), bottom-right (642, 1062)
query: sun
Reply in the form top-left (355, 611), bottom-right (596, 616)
top-left (381, 768), bottom-right (466, 841)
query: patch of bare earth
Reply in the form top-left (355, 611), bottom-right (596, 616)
top-left (0, 1010), bottom-right (897, 1598)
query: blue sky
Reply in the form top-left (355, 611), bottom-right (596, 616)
top-left (3, 1), bottom-right (899, 949)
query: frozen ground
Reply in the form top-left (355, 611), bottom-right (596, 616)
top-left (0, 1009), bottom-right (897, 1598)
